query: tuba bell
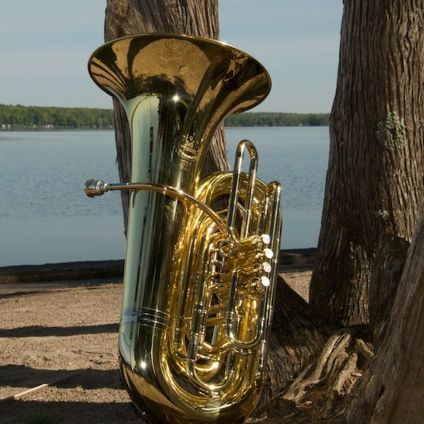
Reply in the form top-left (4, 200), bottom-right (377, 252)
top-left (85, 34), bottom-right (282, 424)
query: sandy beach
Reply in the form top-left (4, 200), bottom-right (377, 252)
top-left (0, 269), bottom-right (311, 424)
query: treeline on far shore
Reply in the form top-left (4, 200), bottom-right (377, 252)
top-left (225, 112), bottom-right (329, 127)
top-left (0, 104), bottom-right (329, 130)
top-left (0, 104), bottom-right (113, 130)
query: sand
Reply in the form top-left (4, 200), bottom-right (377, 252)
top-left (0, 270), bottom-right (311, 424)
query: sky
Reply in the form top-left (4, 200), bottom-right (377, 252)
top-left (0, 1), bottom-right (343, 113)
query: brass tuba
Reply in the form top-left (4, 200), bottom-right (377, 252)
top-left (85, 34), bottom-right (282, 424)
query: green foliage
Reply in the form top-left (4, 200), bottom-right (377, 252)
top-left (0, 104), bottom-right (114, 129)
top-left (0, 104), bottom-right (329, 130)
top-left (225, 112), bottom-right (329, 127)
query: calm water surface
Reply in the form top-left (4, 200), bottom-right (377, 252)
top-left (0, 127), bottom-right (329, 266)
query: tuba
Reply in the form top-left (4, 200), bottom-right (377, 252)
top-left (85, 34), bottom-right (282, 423)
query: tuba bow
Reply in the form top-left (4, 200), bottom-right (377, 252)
top-left (85, 34), bottom-right (282, 424)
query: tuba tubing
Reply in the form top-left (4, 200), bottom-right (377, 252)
top-left (85, 34), bottom-right (282, 424)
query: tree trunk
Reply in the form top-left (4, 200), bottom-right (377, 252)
top-left (258, 278), bottom-right (328, 410)
top-left (347, 209), bottom-right (424, 423)
top-left (310, 0), bottom-right (424, 336)
top-left (104, 0), bottom-right (229, 231)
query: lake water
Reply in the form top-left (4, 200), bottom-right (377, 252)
top-left (0, 127), bottom-right (329, 266)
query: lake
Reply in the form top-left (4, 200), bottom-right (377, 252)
top-left (0, 127), bottom-right (329, 266)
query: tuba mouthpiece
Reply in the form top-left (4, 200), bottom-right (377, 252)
top-left (85, 179), bottom-right (108, 197)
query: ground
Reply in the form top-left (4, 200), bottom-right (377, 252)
top-left (0, 269), bottom-right (311, 424)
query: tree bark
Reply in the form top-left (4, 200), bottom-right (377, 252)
top-left (310, 1), bottom-right (424, 336)
top-left (259, 278), bottom-right (327, 409)
top-left (104, 0), bottom-right (229, 231)
top-left (347, 209), bottom-right (424, 423)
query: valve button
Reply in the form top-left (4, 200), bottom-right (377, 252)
top-left (260, 276), bottom-right (270, 287)
top-left (263, 248), bottom-right (273, 259)
top-left (261, 234), bottom-right (271, 244)
top-left (262, 262), bottom-right (272, 273)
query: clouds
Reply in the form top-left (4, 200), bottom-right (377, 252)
top-left (0, 1), bottom-right (343, 112)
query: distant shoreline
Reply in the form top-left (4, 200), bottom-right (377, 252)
top-left (0, 104), bottom-right (329, 130)
top-left (0, 125), bottom-right (330, 132)
top-left (0, 248), bottom-right (316, 284)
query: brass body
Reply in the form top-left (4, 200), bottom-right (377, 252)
top-left (86, 34), bottom-right (282, 423)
